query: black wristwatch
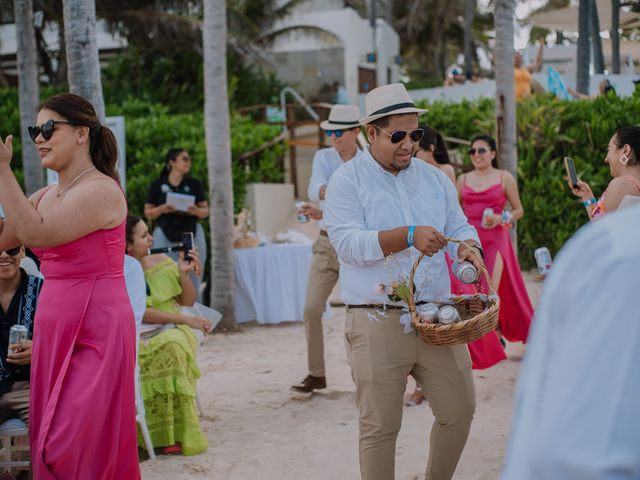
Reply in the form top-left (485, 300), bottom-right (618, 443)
top-left (468, 243), bottom-right (484, 260)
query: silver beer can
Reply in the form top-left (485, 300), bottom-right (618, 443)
top-left (453, 261), bottom-right (479, 284)
top-left (9, 324), bottom-right (28, 346)
top-left (437, 305), bottom-right (461, 324)
top-left (481, 208), bottom-right (495, 228)
top-left (534, 247), bottom-right (553, 276)
top-left (294, 201), bottom-right (309, 223)
top-left (416, 303), bottom-right (439, 324)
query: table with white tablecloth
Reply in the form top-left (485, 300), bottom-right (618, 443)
top-left (234, 244), bottom-right (314, 324)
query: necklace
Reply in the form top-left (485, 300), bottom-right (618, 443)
top-left (56, 166), bottom-right (97, 196)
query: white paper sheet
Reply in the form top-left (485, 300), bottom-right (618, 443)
top-left (166, 192), bottom-right (196, 212)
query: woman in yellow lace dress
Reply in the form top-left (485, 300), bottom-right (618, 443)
top-left (126, 215), bottom-right (211, 456)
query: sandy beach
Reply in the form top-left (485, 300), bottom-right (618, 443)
top-left (139, 273), bottom-right (543, 480)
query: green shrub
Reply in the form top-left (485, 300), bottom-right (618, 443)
top-left (416, 93), bottom-right (640, 269)
top-left (0, 88), bottom-right (284, 217)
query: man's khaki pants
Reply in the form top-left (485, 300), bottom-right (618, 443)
top-left (304, 234), bottom-right (340, 377)
top-left (0, 381), bottom-right (30, 425)
top-left (345, 308), bottom-right (475, 480)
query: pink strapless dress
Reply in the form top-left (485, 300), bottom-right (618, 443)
top-left (446, 254), bottom-right (507, 369)
top-left (30, 223), bottom-right (140, 479)
top-left (461, 182), bottom-right (533, 343)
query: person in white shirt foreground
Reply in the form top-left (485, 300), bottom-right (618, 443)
top-left (501, 204), bottom-right (640, 480)
top-left (324, 83), bottom-right (485, 480)
top-left (291, 104), bottom-right (363, 393)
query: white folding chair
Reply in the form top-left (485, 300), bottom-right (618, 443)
top-left (0, 418), bottom-right (30, 475)
top-left (135, 329), bottom-right (156, 460)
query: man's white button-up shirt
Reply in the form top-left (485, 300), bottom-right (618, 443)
top-left (324, 146), bottom-right (479, 305)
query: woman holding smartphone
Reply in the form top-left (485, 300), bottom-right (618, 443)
top-left (569, 126), bottom-right (640, 219)
top-left (126, 215), bottom-right (210, 456)
top-left (457, 134), bottom-right (533, 344)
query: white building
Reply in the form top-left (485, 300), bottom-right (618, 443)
top-left (268, 0), bottom-right (400, 103)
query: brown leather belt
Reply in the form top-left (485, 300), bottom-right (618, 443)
top-left (319, 230), bottom-right (328, 237)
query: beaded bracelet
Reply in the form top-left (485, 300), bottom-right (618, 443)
top-left (582, 198), bottom-right (597, 207)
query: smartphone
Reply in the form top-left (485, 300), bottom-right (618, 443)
top-left (564, 157), bottom-right (578, 189)
top-left (181, 232), bottom-right (194, 263)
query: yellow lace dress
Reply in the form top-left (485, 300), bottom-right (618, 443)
top-left (138, 258), bottom-right (207, 455)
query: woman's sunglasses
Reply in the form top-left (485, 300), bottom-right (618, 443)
top-left (0, 246), bottom-right (21, 256)
top-left (468, 147), bottom-right (489, 156)
top-left (28, 119), bottom-right (75, 143)
top-left (325, 130), bottom-right (345, 138)
top-left (373, 125), bottom-right (424, 144)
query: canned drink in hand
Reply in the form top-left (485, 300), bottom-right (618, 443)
top-left (416, 303), bottom-right (439, 324)
top-left (294, 201), bottom-right (309, 223)
top-left (9, 325), bottom-right (28, 347)
top-left (453, 260), bottom-right (479, 284)
top-left (534, 247), bottom-right (553, 276)
top-left (481, 208), bottom-right (495, 228)
top-left (501, 209), bottom-right (513, 228)
top-left (437, 305), bottom-right (461, 324)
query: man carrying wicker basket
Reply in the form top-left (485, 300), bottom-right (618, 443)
top-left (324, 83), bottom-right (486, 480)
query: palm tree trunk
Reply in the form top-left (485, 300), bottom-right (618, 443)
top-left (63, 0), bottom-right (106, 121)
top-left (463, 0), bottom-right (476, 77)
top-left (591, 0), bottom-right (605, 74)
top-left (494, 0), bottom-right (516, 178)
top-left (576, 0), bottom-right (591, 95)
top-left (611, 0), bottom-right (620, 74)
top-left (14, 0), bottom-right (44, 195)
top-left (203, 0), bottom-right (237, 330)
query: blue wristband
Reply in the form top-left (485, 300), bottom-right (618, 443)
top-left (582, 197), bottom-right (597, 207)
top-left (407, 226), bottom-right (416, 247)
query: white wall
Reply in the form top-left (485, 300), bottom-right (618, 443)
top-left (270, 7), bottom-right (400, 103)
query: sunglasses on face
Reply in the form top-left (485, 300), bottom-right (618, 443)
top-left (468, 147), bottom-right (489, 156)
top-left (373, 125), bottom-right (424, 144)
top-left (0, 246), bottom-right (21, 257)
top-left (28, 119), bottom-right (75, 143)
top-left (325, 130), bottom-right (345, 138)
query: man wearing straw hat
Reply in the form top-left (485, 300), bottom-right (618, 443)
top-left (324, 83), bottom-right (485, 480)
top-left (291, 104), bottom-right (363, 394)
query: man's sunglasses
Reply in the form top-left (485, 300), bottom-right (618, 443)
top-left (0, 246), bottom-right (21, 256)
top-left (325, 130), bottom-right (346, 138)
top-left (373, 125), bottom-right (424, 144)
top-left (468, 147), bottom-right (489, 156)
top-left (28, 119), bottom-right (75, 143)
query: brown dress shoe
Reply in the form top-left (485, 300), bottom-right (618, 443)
top-left (290, 375), bottom-right (327, 393)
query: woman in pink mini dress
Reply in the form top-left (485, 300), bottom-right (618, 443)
top-left (0, 93), bottom-right (140, 479)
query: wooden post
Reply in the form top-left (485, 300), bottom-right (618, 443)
top-left (288, 105), bottom-right (298, 198)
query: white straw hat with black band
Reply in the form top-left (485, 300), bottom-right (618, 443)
top-left (320, 105), bottom-right (362, 130)
top-left (360, 83), bottom-right (427, 125)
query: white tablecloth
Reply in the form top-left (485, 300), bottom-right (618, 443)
top-left (234, 244), bottom-right (313, 324)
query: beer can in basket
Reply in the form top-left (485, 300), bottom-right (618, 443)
top-left (416, 303), bottom-right (439, 324)
top-left (481, 208), bottom-right (495, 228)
top-left (9, 324), bottom-right (28, 346)
top-left (453, 260), bottom-right (479, 284)
top-left (437, 305), bottom-right (461, 324)
top-left (534, 247), bottom-right (553, 276)
top-left (294, 201), bottom-right (309, 223)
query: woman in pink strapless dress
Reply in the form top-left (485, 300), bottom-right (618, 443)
top-left (0, 93), bottom-right (140, 479)
top-left (457, 135), bottom-right (533, 343)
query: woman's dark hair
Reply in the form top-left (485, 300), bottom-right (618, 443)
top-left (614, 126), bottom-right (640, 166)
top-left (40, 93), bottom-right (119, 183)
top-left (125, 215), bottom-right (143, 248)
top-left (418, 125), bottom-right (451, 165)
top-left (160, 147), bottom-right (186, 177)
top-left (470, 134), bottom-right (499, 168)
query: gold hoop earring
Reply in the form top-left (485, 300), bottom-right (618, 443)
top-left (620, 154), bottom-right (630, 166)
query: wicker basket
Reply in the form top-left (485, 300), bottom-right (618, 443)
top-left (407, 240), bottom-right (500, 346)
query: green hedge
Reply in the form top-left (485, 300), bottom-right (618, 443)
top-left (0, 89), bottom-right (285, 217)
top-left (416, 93), bottom-right (640, 269)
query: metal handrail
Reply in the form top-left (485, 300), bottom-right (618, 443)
top-left (280, 86), bottom-right (319, 133)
